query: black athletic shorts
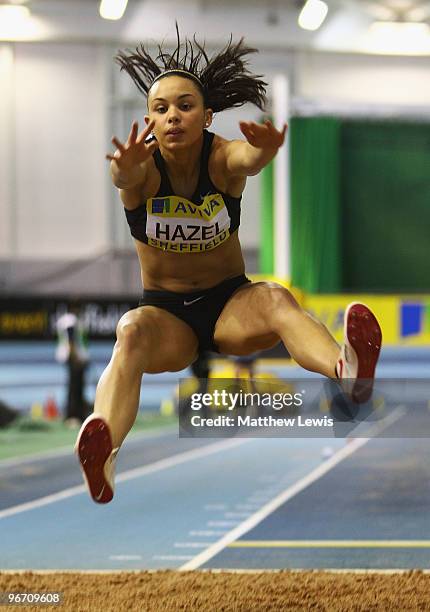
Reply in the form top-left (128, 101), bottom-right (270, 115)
top-left (139, 274), bottom-right (251, 352)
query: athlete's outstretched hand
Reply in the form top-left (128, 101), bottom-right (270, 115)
top-left (239, 119), bottom-right (287, 150)
top-left (106, 120), bottom-right (159, 170)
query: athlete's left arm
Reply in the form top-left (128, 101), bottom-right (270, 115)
top-left (223, 120), bottom-right (287, 177)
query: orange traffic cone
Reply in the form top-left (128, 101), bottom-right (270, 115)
top-left (44, 396), bottom-right (59, 421)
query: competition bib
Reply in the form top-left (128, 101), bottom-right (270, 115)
top-left (146, 194), bottom-right (231, 253)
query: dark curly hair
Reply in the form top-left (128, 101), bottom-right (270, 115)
top-left (115, 24), bottom-right (267, 112)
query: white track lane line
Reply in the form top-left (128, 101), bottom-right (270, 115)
top-left (0, 438), bottom-right (249, 520)
top-left (152, 555), bottom-right (193, 561)
top-left (180, 406), bottom-right (406, 571)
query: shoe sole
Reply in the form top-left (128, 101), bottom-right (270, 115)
top-left (345, 302), bottom-right (382, 403)
top-left (76, 416), bottom-right (114, 504)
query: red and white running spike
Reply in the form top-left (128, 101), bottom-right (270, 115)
top-left (336, 302), bottom-right (382, 404)
top-left (75, 414), bottom-right (118, 504)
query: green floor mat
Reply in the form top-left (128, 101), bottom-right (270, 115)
top-left (0, 413), bottom-right (177, 462)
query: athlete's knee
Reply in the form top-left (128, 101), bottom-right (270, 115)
top-left (116, 315), bottom-right (152, 355)
top-left (263, 284), bottom-right (300, 315)
top-left (114, 311), bottom-right (196, 374)
top-left (255, 285), bottom-right (302, 333)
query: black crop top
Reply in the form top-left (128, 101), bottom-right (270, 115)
top-left (124, 130), bottom-right (242, 253)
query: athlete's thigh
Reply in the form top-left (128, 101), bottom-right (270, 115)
top-left (117, 305), bottom-right (198, 373)
top-left (213, 282), bottom-right (285, 355)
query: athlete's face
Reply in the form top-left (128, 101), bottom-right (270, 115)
top-left (145, 76), bottom-right (213, 149)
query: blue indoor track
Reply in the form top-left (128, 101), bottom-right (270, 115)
top-left (0, 342), bottom-right (429, 571)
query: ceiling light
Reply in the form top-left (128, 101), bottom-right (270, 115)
top-left (0, 4), bottom-right (32, 40)
top-left (99, 0), bottom-right (128, 21)
top-left (0, 4), bottom-right (30, 20)
top-left (298, 0), bottom-right (328, 32)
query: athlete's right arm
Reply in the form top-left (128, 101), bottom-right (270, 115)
top-left (106, 119), bottom-right (159, 189)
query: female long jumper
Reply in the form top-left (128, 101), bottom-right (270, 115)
top-left (75, 30), bottom-right (382, 504)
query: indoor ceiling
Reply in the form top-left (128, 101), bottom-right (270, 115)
top-left (2, 0), bottom-right (430, 53)
top-left (11, 0), bottom-right (430, 20)
top-left (13, 0), bottom-right (430, 14)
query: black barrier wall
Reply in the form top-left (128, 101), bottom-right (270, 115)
top-left (0, 297), bottom-right (137, 341)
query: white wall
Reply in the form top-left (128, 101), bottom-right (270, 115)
top-left (295, 51), bottom-right (430, 107)
top-left (0, 42), bottom-right (109, 259)
top-left (0, 45), bottom-right (15, 257)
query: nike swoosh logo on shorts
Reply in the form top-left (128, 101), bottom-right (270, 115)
top-left (184, 296), bottom-right (204, 306)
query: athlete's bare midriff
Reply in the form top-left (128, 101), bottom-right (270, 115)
top-left (136, 231), bottom-right (245, 291)
top-left (122, 133), bottom-right (247, 292)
